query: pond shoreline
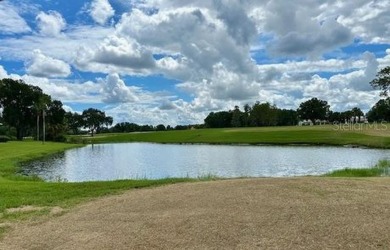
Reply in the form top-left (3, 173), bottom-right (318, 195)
top-left (22, 142), bottom-right (390, 182)
top-left (1, 139), bottom-right (389, 239)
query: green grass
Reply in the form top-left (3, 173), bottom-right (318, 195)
top-left (80, 124), bottom-right (390, 149)
top-left (325, 160), bottom-right (390, 177)
top-left (0, 125), bottom-right (389, 231)
top-left (0, 141), bottom-right (195, 227)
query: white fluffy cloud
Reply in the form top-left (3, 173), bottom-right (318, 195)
top-left (36, 11), bottom-right (66, 36)
top-left (0, 65), bottom-right (9, 79)
top-left (100, 73), bottom-right (139, 103)
top-left (89, 0), bottom-right (115, 25)
top-left (26, 49), bottom-right (71, 78)
top-left (1, 0), bottom-right (390, 125)
top-left (0, 2), bottom-right (31, 34)
top-left (116, 7), bottom-right (256, 80)
top-left (93, 35), bottom-right (155, 69)
top-left (337, 1), bottom-right (390, 43)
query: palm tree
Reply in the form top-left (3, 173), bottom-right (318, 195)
top-left (33, 95), bottom-right (50, 141)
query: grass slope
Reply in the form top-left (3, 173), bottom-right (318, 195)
top-left (0, 141), bottom-right (193, 224)
top-left (84, 125), bottom-right (390, 148)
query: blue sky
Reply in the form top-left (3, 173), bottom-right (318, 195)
top-left (0, 0), bottom-right (389, 125)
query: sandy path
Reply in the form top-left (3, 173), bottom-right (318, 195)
top-left (1, 178), bottom-right (390, 249)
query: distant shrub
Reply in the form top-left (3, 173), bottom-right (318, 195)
top-left (0, 135), bottom-right (10, 143)
top-left (53, 134), bottom-right (67, 142)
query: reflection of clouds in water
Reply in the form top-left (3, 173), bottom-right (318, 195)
top-left (21, 143), bottom-right (390, 182)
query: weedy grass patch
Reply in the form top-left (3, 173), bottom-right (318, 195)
top-left (325, 160), bottom-right (390, 177)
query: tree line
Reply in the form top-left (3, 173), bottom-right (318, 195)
top-left (1, 66), bottom-right (389, 138)
top-left (204, 97), bottom-right (389, 128)
top-left (0, 78), bottom-right (202, 141)
top-left (109, 123), bottom-right (203, 133)
top-left (204, 65), bottom-right (390, 128)
top-left (0, 79), bottom-right (113, 141)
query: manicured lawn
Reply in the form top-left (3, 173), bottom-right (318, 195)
top-left (82, 125), bottom-right (390, 148)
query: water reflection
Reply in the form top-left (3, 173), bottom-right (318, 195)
top-left (21, 143), bottom-right (390, 182)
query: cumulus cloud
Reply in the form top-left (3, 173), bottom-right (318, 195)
top-left (116, 7), bottom-right (256, 80)
top-left (269, 19), bottom-right (353, 58)
top-left (263, 0), bottom-right (353, 58)
top-left (215, 1), bottom-right (257, 46)
top-left (178, 63), bottom-right (259, 102)
top-left (100, 73), bottom-right (139, 103)
top-left (89, 0), bottom-right (115, 25)
top-left (1, 0), bottom-right (390, 125)
top-left (348, 52), bottom-right (379, 91)
top-left (0, 65), bottom-right (9, 78)
top-left (337, 1), bottom-right (390, 43)
top-left (36, 11), bottom-right (66, 36)
top-left (10, 74), bottom-right (101, 104)
top-left (94, 36), bottom-right (156, 69)
top-left (0, 2), bottom-right (31, 34)
top-left (159, 100), bottom-right (177, 110)
top-left (26, 49), bottom-right (71, 78)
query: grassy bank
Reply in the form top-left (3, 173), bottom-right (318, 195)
top-left (325, 160), bottom-right (390, 177)
top-left (78, 124), bottom-right (390, 148)
top-left (0, 141), bottom-right (194, 226)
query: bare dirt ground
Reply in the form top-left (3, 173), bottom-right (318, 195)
top-left (1, 178), bottom-right (390, 250)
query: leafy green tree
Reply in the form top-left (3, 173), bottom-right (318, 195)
top-left (349, 107), bottom-right (364, 122)
top-left (204, 111), bottom-right (232, 128)
top-left (242, 104), bottom-right (251, 127)
top-left (350, 107), bottom-right (364, 117)
top-left (370, 66), bottom-right (390, 97)
top-left (112, 122), bottom-right (141, 133)
top-left (297, 98), bottom-right (329, 124)
top-left (231, 106), bottom-right (243, 127)
top-left (65, 112), bottom-right (84, 135)
top-left (156, 124), bottom-right (166, 131)
top-left (46, 100), bottom-right (66, 141)
top-left (277, 109), bottom-right (298, 126)
top-left (0, 79), bottom-right (45, 140)
top-left (82, 108), bottom-right (113, 136)
top-left (328, 111), bottom-right (342, 123)
top-left (366, 98), bottom-right (390, 122)
top-left (249, 102), bottom-right (278, 126)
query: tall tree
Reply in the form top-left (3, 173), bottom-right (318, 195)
top-left (82, 108), bottom-right (113, 136)
top-left (366, 98), bottom-right (390, 122)
top-left (370, 66), bottom-right (390, 97)
top-left (277, 109), bottom-right (298, 126)
top-left (231, 106), bottom-right (243, 127)
top-left (0, 79), bottom-right (45, 140)
top-left (249, 102), bottom-right (278, 126)
top-left (242, 104), bottom-right (251, 127)
top-left (46, 100), bottom-right (66, 140)
top-left (204, 111), bottom-right (232, 128)
top-left (65, 112), bottom-right (84, 135)
top-left (33, 94), bottom-right (51, 141)
top-left (297, 98), bottom-right (329, 124)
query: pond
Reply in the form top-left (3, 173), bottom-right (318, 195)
top-left (21, 143), bottom-right (389, 182)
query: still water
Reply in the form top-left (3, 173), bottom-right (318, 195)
top-left (21, 143), bottom-right (389, 182)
